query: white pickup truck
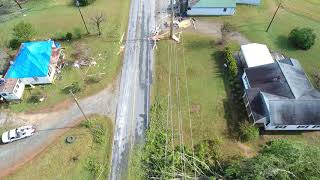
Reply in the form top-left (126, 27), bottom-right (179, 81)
top-left (1, 125), bottom-right (36, 144)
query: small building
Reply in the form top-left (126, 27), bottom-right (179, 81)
top-left (236, 0), bottom-right (260, 5)
top-left (0, 78), bottom-right (25, 101)
top-left (239, 43), bottom-right (274, 68)
top-left (0, 40), bottom-right (61, 101)
top-left (187, 0), bottom-right (236, 16)
top-left (242, 58), bottom-right (320, 131)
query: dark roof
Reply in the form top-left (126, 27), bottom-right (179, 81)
top-left (269, 100), bottom-right (320, 125)
top-left (245, 58), bottom-right (320, 126)
top-left (244, 62), bottom-right (294, 99)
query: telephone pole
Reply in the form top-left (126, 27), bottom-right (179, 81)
top-left (266, 2), bottom-right (282, 32)
top-left (70, 90), bottom-right (89, 121)
top-left (76, 0), bottom-right (90, 34)
top-left (170, 0), bottom-right (175, 39)
top-left (14, 0), bottom-right (22, 9)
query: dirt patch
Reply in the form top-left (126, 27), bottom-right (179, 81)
top-left (187, 19), bottom-right (251, 45)
top-left (237, 142), bottom-right (256, 158)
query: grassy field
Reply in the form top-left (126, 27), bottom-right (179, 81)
top-left (0, 0), bottom-right (130, 112)
top-left (152, 33), bottom-right (246, 158)
top-left (6, 116), bottom-right (114, 180)
top-left (202, 0), bottom-right (320, 75)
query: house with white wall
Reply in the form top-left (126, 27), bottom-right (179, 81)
top-left (240, 44), bottom-right (320, 131)
top-left (0, 40), bottom-right (61, 101)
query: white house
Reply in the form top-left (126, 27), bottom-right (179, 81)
top-left (187, 0), bottom-right (236, 16)
top-left (0, 40), bottom-right (61, 101)
top-left (239, 43), bottom-right (274, 68)
top-left (0, 78), bottom-right (25, 101)
top-left (236, 0), bottom-right (260, 5)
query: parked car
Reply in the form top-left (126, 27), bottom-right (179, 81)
top-left (1, 125), bottom-right (36, 144)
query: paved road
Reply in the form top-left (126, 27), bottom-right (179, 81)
top-left (0, 82), bottom-right (118, 178)
top-left (109, 0), bottom-right (155, 179)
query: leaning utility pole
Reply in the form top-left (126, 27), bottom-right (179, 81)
top-left (70, 90), bottom-right (89, 121)
top-left (76, 0), bottom-right (90, 34)
top-left (266, 2), bottom-right (282, 32)
top-left (14, 0), bottom-right (22, 9)
top-left (170, 0), bottom-right (175, 39)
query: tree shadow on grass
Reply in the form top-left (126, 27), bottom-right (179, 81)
top-left (275, 35), bottom-right (296, 52)
top-left (211, 50), bottom-right (243, 139)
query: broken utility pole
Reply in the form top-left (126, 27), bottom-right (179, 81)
top-left (14, 0), bottom-right (22, 9)
top-left (266, 2), bottom-right (282, 32)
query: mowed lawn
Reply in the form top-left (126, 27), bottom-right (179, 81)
top-left (202, 0), bottom-right (320, 75)
top-left (154, 33), bottom-right (245, 157)
top-left (6, 116), bottom-right (114, 179)
top-left (0, 0), bottom-right (130, 112)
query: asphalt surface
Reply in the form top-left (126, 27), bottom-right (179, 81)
top-left (109, 0), bottom-right (155, 179)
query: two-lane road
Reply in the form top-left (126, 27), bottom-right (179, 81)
top-left (109, 0), bottom-right (155, 178)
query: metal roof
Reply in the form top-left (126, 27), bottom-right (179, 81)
top-left (241, 43), bottom-right (274, 68)
top-left (191, 0), bottom-right (236, 8)
top-left (245, 58), bottom-right (320, 126)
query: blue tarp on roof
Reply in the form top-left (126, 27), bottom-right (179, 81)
top-left (5, 40), bottom-right (54, 79)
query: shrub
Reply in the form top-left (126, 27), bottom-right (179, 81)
top-left (8, 38), bottom-right (21, 50)
top-left (27, 91), bottom-right (43, 103)
top-left (80, 120), bottom-right (93, 128)
top-left (85, 76), bottom-right (101, 84)
top-left (221, 22), bottom-right (235, 33)
top-left (239, 121), bottom-right (259, 142)
top-left (86, 157), bottom-right (102, 177)
top-left (288, 27), bottom-right (316, 50)
top-left (76, 0), bottom-right (96, 6)
top-left (65, 32), bottom-right (73, 41)
top-left (62, 82), bottom-right (81, 94)
top-left (12, 21), bottom-right (36, 42)
top-left (91, 125), bottom-right (105, 144)
top-left (73, 27), bottom-right (82, 39)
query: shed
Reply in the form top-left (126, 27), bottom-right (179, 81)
top-left (239, 43), bottom-right (274, 68)
top-left (236, 0), bottom-right (260, 5)
top-left (187, 0), bottom-right (236, 16)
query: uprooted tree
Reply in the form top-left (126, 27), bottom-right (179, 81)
top-left (91, 13), bottom-right (106, 36)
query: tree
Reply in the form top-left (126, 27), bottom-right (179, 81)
top-left (91, 13), bottom-right (106, 36)
top-left (288, 27), bottom-right (316, 50)
top-left (12, 21), bottom-right (36, 42)
top-left (225, 139), bottom-right (320, 179)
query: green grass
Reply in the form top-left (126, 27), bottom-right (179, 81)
top-left (202, 0), bottom-right (320, 75)
top-left (0, 0), bottom-right (130, 112)
top-left (6, 115), bottom-right (114, 179)
top-left (153, 33), bottom-right (245, 157)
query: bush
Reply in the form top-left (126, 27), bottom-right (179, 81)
top-left (27, 91), bottom-right (43, 104)
top-left (85, 76), bottom-right (101, 84)
top-left (62, 82), bottom-right (81, 94)
top-left (80, 120), bottom-right (93, 128)
top-left (8, 38), bottom-right (21, 50)
top-left (239, 121), bottom-right (259, 142)
top-left (65, 32), bottom-right (73, 41)
top-left (86, 157), bottom-right (102, 177)
top-left (76, 0), bottom-right (96, 6)
top-left (289, 27), bottom-right (316, 50)
top-left (12, 21), bottom-right (36, 42)
top-left (91, 125), bottom-right (105, 144)
top-left (73, 27), bottom-right (82, 39)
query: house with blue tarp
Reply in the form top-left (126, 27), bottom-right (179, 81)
top-left (0, 40), bottom-right (61, 101)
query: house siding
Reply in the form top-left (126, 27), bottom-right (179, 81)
top-left (236, 0), bottom-right (260, 5)
top-left (187, 7), bottom-right (235, 16)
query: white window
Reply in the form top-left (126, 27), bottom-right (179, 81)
top-left (14, 89), bottom-right (17, 93)
top-left (18, 79), bottom-right (22, 84)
